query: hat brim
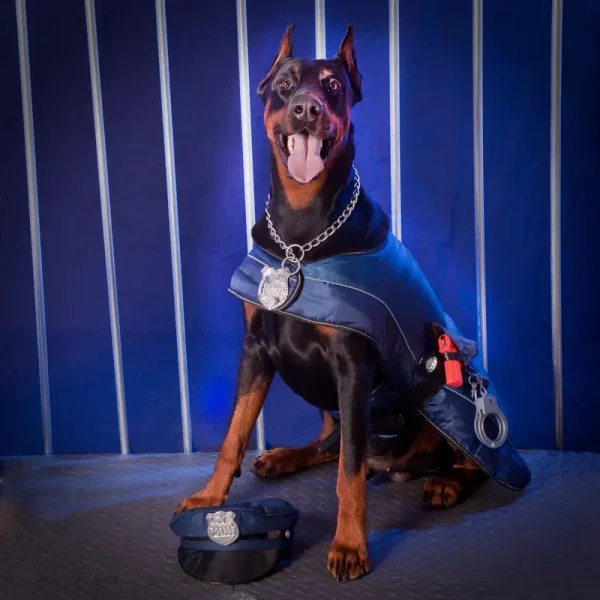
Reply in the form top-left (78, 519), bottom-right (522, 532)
top-left (177, 545), bottom-right (286, 585)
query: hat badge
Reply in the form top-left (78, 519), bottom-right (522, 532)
top-left (206, 511), bottom-right (240, 546)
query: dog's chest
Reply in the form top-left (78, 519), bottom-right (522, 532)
top-left (256, 310), bottom-right (340, 411)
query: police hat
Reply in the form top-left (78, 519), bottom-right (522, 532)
top-left (169, 498), bottom-right (299, 584)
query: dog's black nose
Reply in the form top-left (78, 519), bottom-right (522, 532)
top-left (292, 95), bottom-right (323, 122)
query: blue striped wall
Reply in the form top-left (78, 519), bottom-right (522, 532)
top-left (0, 1), bottom-right (42, 455)
top-left (482, 0), bottom-right (555, 449)
top-left (95, 0), bottom-right (181, 454)
top-left (1, 0), bottom-right (598, 456)
top-left (561, 0), bottom-right (600, 451)
top-left (246, 0), bottom-right (320, 450)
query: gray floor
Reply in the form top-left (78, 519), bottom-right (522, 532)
top-left (0, 450), bottom-right (598, 600)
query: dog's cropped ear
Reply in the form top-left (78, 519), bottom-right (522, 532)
top-left (335, 25), bottom-right (362, 105)
top-left (257, 24), bottom-right (294, 98)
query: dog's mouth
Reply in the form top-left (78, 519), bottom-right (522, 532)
top-left (276, 130), bottom-right (334, 184)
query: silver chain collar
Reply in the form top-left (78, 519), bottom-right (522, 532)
top-left (264, 165), bottom-right (361, 274)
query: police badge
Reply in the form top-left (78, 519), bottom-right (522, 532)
top-left (258, 266), bottom-right (290, 310)
top-left (257, 265), bottom-right (302, 311)
top-left (206, 511), bottom-right (240, 546)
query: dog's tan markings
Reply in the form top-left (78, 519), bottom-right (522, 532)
top-left (252, 445), bottom-right (338, 477)
top-left (326, 111), bottom-right (351, 163)
top-left (252, 410), bottom-right (339, 478)
top-left (422, 476), bottom-right (461, 508)
top-left (452, 455), bottom-right (480, 471)
top-left (366, 420), bottom-right (442, 473)
top-left (243, 301), bottom-right (257, 325)
top-left (264, 98), bottom-right (315, 210)
top-left (175, 376), bottom-right (271, 513)
top-left (264, 95), bottom-right (334, 211)
top-left (264, 100), bottom-right (323, 209)
top-left (315, 324), bottom-right (339, 338)
top-left (328, 438), bottom-right (370, 581)
top-left (318, 409), bottom-right (337, 440)
top-left (264, 98), bottom-right (285, 143)
top-left (281, 177), bottom-right (325, 211)
top-left (423, 453), bottom-right (485, 509)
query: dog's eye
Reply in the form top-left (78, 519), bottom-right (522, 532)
top-left (278, 79), bottom-right (292, 91)
top-left (326, 79), bottom-right (341, 93)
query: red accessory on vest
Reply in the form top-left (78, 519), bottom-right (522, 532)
top-left (438, 334), bottom-right (463, 387)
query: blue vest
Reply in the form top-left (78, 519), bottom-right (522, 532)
top-left (229, 230), bottom-right (531, 491)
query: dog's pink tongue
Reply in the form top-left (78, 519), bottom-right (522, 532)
top-left (287, 133), bottom-right (324, 183)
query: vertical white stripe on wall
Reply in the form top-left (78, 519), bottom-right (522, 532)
top-left (315, 0), bottom-right (326, 59)
top-left (85, 0), bottom-right (129, 455)
top-left (472, 0), bottom-right (488, 371)
top-left (15, 0), bottom-right (53, 455)
top-left (551, 0), bottom-right (564, 450)
top-left (236, 0), bottom-right (265, 453)
top-left (389, 0), bottom-right (401, 240)
top-left (155, 0), bottom-right (193, 454)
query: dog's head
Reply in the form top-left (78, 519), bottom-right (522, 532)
top-left (257, 24), bottom-right (362, 187)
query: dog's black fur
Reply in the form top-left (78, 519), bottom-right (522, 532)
top-left (176, 25), bottom-right (486, 581)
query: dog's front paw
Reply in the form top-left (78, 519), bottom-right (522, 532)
top-left (174, 491), bottom-right (225, 514)
top-left (327, 540), bottom-right (371, 581)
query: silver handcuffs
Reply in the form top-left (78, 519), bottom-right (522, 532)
top-left (468, 373), bottom-right (509, 450)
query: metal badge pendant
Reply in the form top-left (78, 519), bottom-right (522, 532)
top-left (258, 247), bottom-right (304, 311)
top-left (206, 511), bottom-right (240, 546)
top-left (258, 266), bottom-right (291, 310)
top-left (259, 167), bottom-right (361, 312)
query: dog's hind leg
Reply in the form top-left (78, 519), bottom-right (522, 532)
top-left (251, 409), bottom-right (339, 478)
top-left (366, 419), bottom-right (443, 476)
top-left (174, 303), bottom-right (275, 514)
top-left (422, 453), bottom-right (487, 509)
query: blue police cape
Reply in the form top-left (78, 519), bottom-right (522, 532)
top-left (228, 224), bottom-right (531, 491)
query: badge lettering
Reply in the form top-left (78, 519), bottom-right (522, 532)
top-left (258, 266), bottom-right (290, 310)
top-left (206, 511), bottom-right (240, 546)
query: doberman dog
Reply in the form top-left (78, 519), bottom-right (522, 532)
top-left (176, 25), bottom-right (486, 581)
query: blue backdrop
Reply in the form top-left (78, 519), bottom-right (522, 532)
top-left (1, 0), bottom-right (598, 456)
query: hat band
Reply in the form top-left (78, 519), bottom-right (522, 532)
top-left (180, 536), bottom-right (293, 552)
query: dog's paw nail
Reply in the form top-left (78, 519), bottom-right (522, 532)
top-left (327, 544), bottom-right (370, 581)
